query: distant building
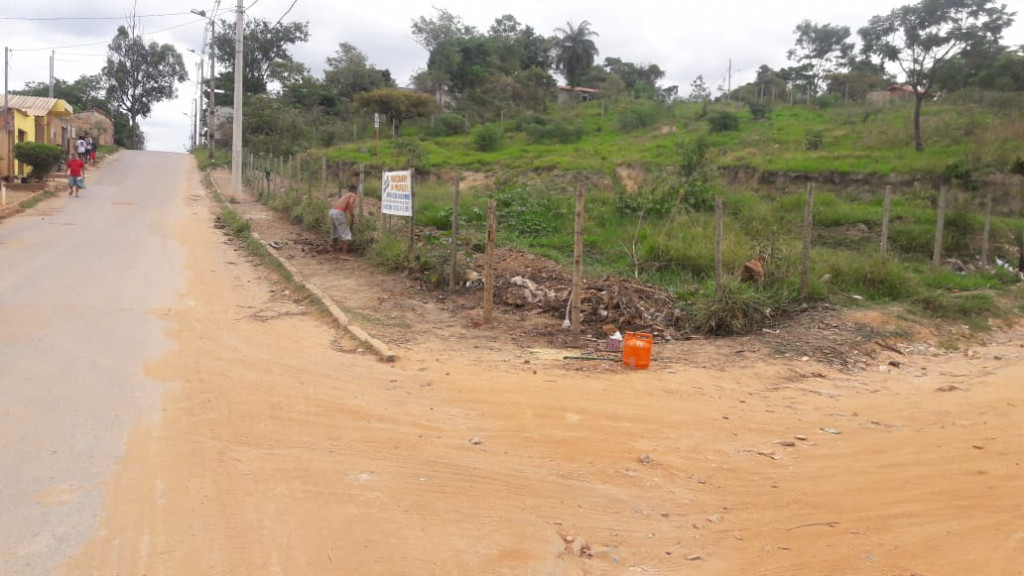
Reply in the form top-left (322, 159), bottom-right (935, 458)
top-left (71, 109), bottom-right (115, 147)
top-left (556, 86), bottom-right (600, 104)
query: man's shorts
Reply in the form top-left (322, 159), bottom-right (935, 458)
top-left (68, 176), bottom-right (85, 188)
top-left (329, 209), bottom-right (351, 241)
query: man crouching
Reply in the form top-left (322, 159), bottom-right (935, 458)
top-left (329, 184), bottom-right (358, 258)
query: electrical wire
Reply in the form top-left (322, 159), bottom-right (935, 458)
top-left (0, 12), bottom-right (193, 21)
top-left (12, 18), bottom-right (206, 52)
top-left (273, 0), bottom-right (300, 28)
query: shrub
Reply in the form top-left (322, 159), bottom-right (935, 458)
top-left (472, 124), bottom-right (502, 152)
top-left (825, 254), bottom-right (917, 301)
top-left (525, 119), bottom-right (584, 144)
top-left (747, 100), bottom-right (772, 120)
top-left (813, 94), bottom-right (841, 109)
top-left (689, 278), bottom-right (796, 335)
top-left (433, 113), bottom-right (467, 136)
top-left (1010, 155), bottom-right (1024, 176)
top-left (707, 110), bottom-right (739, 133)
top-left (804, 129), bottom-right (824, 150)
top-left (13, 142), bottom-right (64, 180)
top-left (617, 102), bottom-right (662, 131)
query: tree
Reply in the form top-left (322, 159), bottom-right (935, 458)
top-left (354, 89), bottom-right (437, 134)
top-left (787, 21), bottom-right (854, 97)
top-left (859, 0), bottom-right (1016, 151)
top-left (103, 19), bottom-right (187, 149)
top-left (213, 18), bottom-right (309, 95)
top-left (554, 20), bottom-right (600, 88)
top-left (687, 75), bottom-right (711, 102)
top-left (323, 42), bottom-right (395, 104)
top-left (411, 8), bottom-right (477, 101)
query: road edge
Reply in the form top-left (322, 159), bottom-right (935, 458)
top-left (205, 169), bottom-right (397, 363)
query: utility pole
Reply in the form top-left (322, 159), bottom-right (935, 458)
top-left (727, 58), bottom-right (732, 101)
top-left (4, 47), bottom-right (11, 179)
top-left (230, 0), bottom-right (243, 196)
top-left (49, 51), bottom-right (55, 98)
top-left (208, 18), bottom-right (216, 162)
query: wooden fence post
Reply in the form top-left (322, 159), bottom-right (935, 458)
top-left (981, 193), bottom-right (992, 267)
top-left (408, 168), bottom-right (416, 257)
top-left (572, 184), bottom-right (584, 332)
top-left (932, 184), bottom-right (948, 268)
top-left (449, 174), bottom-right (461, 293)
top-left (320, 156), bottom-right (327, 199)
top-left (801, 182), bottom-right (815, 299)
top-left (714, 195), bottom-right (724, 301)
top-left (483, 199), bottom-right (496, 324)
top-left (379, 167), bottom-right (387, 240)
top-left (357, 162), bottom-right (364, 222)
top-left (880, 185), bottom-right (892, 256)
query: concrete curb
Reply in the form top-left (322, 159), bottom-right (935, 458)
top-left (0, 186), bottom-right (50, 221)
top-left (207, 172), bottom-right (397, 362)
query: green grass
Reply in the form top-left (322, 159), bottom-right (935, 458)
top-left (18, 190), bottom-right (56, 209)
top-left (231, 92), bottom-right (1024, 335)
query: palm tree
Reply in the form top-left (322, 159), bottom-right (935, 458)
top-left (554, 20), bottom-right (599, 89)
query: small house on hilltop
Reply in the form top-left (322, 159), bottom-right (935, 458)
top-left (557, 86), bottom-right (600, 104)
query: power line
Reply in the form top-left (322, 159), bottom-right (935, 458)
top-left (273, 0), bottom-right (300, 28)
top-left (245, 0), bottom-right (262, 11)
top-left (0, 11), bottom-right (193, 21)
top-left (11, 18), bottom-right (206, 52)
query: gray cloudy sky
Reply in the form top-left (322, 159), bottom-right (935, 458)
top-left (5, 0), bottom-right (1023, 152)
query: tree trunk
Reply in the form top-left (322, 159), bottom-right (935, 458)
top-left (913, 94), bottom-right (925, 152)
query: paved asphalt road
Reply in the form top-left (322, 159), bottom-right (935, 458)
top-left (0, 151), bottom-right (190, 575)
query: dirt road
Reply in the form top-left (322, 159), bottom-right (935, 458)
top-left (17, 156), bottom-right (1023, 574)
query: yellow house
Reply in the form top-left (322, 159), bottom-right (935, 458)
top-left (1, 96), bottom-right (75, 180)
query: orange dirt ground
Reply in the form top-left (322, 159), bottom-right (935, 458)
top-left (58, 164), bottom-right (1023, 575)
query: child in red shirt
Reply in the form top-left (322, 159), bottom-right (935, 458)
top-left (66, 153), bottom-right (86, 197)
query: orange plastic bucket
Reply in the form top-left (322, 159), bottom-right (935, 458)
top-left (622, 332), bottom-right (653, 369)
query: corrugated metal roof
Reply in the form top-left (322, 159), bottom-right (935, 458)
top-left (5, 95), bottom-right (73, 116)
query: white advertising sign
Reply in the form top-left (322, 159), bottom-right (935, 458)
top-left (381, 170), bottom-right (413, 216)
top-left (374, 113), bottom-right (380, 128)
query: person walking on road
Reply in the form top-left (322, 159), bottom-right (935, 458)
top-left (329, 184), bottom-right (358, 258)
top-left (66, 153), bottom-right (86, 197)
top-left (88, 135), bottom-right (98, 164)
top-left (75, 135), bottom-right (88, 161)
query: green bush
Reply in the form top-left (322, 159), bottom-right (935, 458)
top-left (914, 290), bottom-right (1003, 330)
top-left (825, 254), bottom-right (917, 301)
top-left (13, 142), bottom-right (64, 180)
top-left (689, 278), bottom-right (796, 335)
top-left (617, 102), bottom-right (663, 131)
top-left (804, 129), bottom-right (824, 150)
top-left (747, 101), bottom-right (772, 120)
top-left (525, 119), bottom-right (585, 144)
top-left (1010, 154), bottom-right (1024, 176)
top-left (813, 94), bottom-right (841, 109)
top-left (472, 124), bottom-right (503, 152)
top-left (366, 233), bottom-right (411, 271)
top-left (433, 113), bottom-right (467, 136)
top-left (707, 110), bottom-right (740, 133)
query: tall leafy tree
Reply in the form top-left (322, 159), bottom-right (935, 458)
top-left (787, 21), bottom-right (855, 97)
top-left (323, 42), bottom-right (395, 104)
top-left (102, 19), bottom-right (187, 149)
top-left (354, 88), bottom-right (437, 134)
top-left (213, 18), bottom-right (309, 95)
top-left (554, 20), bottom-right (600, 88)
top-left (859, 0), bottom-right (1016, 151)
top-left (411, 9), bottom-right (477, 101)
